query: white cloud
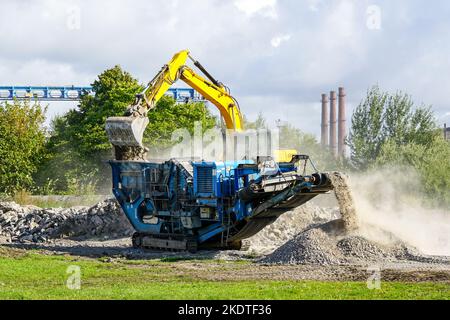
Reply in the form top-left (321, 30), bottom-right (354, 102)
top-left (1, 0), bottom-right (450, 136)
top-left (234, 0), bottom-right (278, 19)
top-left (0, 58), bottom-right (91, 85)
top-left (307, 0), bottom-right (322, 11)
top-left (270, 34), bottom-right (291, 48)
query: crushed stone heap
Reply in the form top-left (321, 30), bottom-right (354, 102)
top-left (259, 223), bottom-right (449, 265)
top-left (245, 202), bottom-right (340, 254)
top-left (0, 199), bottom-right (133, 243)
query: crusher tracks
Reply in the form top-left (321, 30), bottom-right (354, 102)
top-left (132, 233), bottom-right (244, 253)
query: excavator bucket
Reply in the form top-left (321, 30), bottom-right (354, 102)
top-left (105, 116), bottom-right (149, 147)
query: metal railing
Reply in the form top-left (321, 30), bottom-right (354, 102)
top-left (0, 86), bottom-right (205, 102)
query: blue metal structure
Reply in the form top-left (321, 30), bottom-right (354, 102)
top-left (0, 86), bottom-right (204, 102)
top-left (0, 86), bottom-right (94, 101)
top-left (109, 156), bottom-right (333, 251)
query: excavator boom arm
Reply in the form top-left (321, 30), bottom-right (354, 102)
top-left (180, 66), bottom-right (243, 131)
top-left (108, 49), bottom-right (244, 149)
top-left (140, 50), bottom-right (243, 130)
top-left (139, 50), bottom-right (190, 111)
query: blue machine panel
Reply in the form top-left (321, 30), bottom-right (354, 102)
top-left (193, 160), bottom-right (254, 199)
top-left (194, 165), bottom-right (215, 197)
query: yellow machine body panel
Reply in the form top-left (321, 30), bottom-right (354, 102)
top-left (274, 149), bottom-right (299, 163)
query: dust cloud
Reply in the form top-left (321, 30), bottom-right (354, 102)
top-left (348, 167), bottom-right (450, 256)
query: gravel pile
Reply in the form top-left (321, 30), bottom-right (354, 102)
top-left (245, 203), bottom-right (340, 254)
top-left (260, 226), bottom-right (401, 265)
top-left (246, 172), bottom-right (358, 258)
top-left (0, 199), bottom-right (133, 243)
top-left (259, 171), bottom-right (450, 266)
top-left (259, 219), bottom-right (450, 266)
top-left (260, 228), bottom-right (344, 265)
top-left (336, 236), bottom-right (393, 260)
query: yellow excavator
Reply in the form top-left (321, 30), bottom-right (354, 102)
top-left (105, 50), bottom-right (295, 161)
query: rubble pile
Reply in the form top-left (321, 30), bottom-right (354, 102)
top-left (0, 199), bottom-right (133, 243)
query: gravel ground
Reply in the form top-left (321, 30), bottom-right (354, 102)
top-left (1, 182), bottom-right (449, 283)
top-left (3, 236), bottom-right (449, 283)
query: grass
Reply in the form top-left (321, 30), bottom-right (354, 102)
top-left (10, 191), bottom-right (104, 208)
top-left (0, 247), bottom-right (448, 300)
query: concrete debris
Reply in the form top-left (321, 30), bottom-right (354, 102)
top-left (0, 199), bottom-right (133, 243)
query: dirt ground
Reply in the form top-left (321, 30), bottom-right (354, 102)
top-left (2, 237), bottom-right (449, 283)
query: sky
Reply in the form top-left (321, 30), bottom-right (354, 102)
top-left (1, 0), bottom-right (449, 137)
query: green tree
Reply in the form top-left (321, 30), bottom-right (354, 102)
top-left (376, 136), bottom-right (450, 206)
top-left (58, 65), bottom-right (143, 157)
top-left (36, 66), bottom-right (142, 193)
top-left (0, 100), bottom-right (47, 195)
top-left (347, 85), bottom-right (449, 206)
top-left (348, 86), bottom-right (437, 170)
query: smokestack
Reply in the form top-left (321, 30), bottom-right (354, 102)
top-left (321, 94), bottom-right (329, 146)
top-left (329, 91), bottom-right (337, 157)
top-left (338, 87), bottom-right (346, 157)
